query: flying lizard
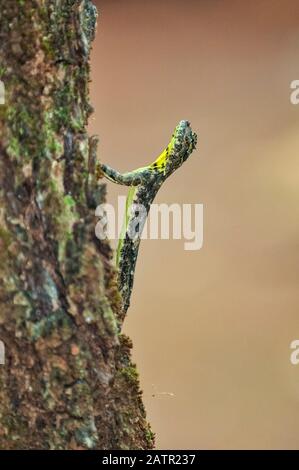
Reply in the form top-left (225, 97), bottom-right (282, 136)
top-left (98, 120), bottom-right (197, 316)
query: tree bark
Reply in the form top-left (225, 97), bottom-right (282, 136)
top-left (0, 0), bottom-right (154, 450)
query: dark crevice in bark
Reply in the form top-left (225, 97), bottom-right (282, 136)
top-left (0, 0), bottom-right (154, 450)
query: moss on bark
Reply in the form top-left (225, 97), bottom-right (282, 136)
top-left (0, 0), bottom-right (154, 450)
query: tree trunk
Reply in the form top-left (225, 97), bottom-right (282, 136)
top-left (0, 0), bottom-right (154, 450)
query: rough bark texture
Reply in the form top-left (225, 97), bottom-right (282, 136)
top-left (0, 0), bottom-right (154, 450)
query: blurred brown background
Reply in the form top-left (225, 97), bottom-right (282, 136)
top-left (90, 0), bottom-right (299, 449)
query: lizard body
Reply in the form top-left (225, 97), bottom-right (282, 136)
top-left (98, 120), bottom-right (197, 315)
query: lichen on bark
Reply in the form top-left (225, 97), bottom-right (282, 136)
top-left (0, 0), bottom-right (154, 450)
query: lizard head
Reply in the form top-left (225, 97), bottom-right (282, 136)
top-left (150, 120), bottom-right (197, 178)
top-left (166, 120), bottom-right (197, 175)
